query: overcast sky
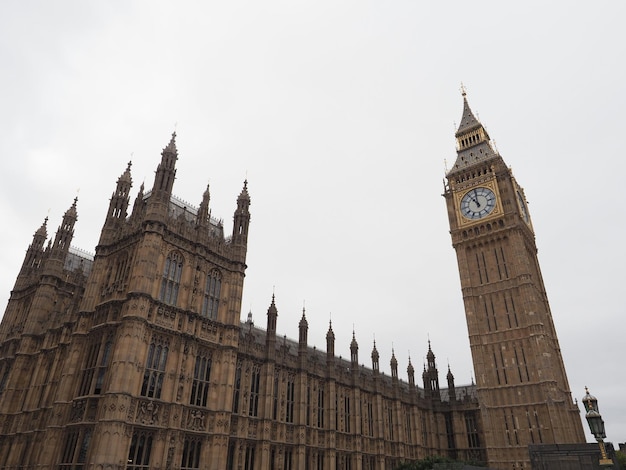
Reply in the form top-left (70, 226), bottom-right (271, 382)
top-left (1, 1), bottom-right (624, 443)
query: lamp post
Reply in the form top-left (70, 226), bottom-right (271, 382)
top-left (582, 387), bottom-right (613, 468)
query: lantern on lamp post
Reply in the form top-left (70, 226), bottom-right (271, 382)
top-left (582, 387), bottom-right (613, 468)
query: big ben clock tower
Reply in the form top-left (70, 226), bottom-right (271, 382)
top-left (444, 90), bottom-right (585, 469)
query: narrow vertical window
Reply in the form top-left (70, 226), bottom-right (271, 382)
top-left (404, 407), bottom-right (412, 443)
top-left (249, 364), bottom-right (261, 417)
top-left (159, 252), bottom-right (183, 305)
top-left (201, 269), bottom-right (221, 320)
top-left (272, 372), bottom-right (279, 420)
top-left (465, 411), bottom-right (480, 448)
top-left (244, 445), bottom-right (255, 470)
top-left (94, 340), bottom-right (112, 394)
top-left (233, 361), bottom-right (242, 413)
top-left (306, 383), bottom-right (311, 426)
top-left (127, 431), bottom-right (154, 469)
top-left (317, 387), bottom-right (324, 428)
top-left (286, 375), bottom-right (295, 423)
top-left (386, 401), bottom-right (394, 440)
top-left (79, 334), bottom-right (113, 396)
top-left (59, 428), bottom-right (92, 469)
top-left (181, 437), bottom-right (202, 470)
top-left (344, 396), bottom-right (350, 433)
top-left (141, 338), bottom-right (169, 399)
top-left (190, 352), bottom-right (212, 407)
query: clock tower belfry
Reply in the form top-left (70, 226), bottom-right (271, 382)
top-left (443, 91), bottom-right (585, 468)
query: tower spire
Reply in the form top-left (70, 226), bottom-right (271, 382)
top-left (100, 162), bottom-right (133, 245)
top-left (448, 88), bottom-right (497, 175)
top-left (50, 198), bottom-right (78, 260)
top-left (152, 132), bottom-right (178, 200)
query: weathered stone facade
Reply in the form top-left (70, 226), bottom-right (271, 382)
top-left (0, 131), bottom-right (484, 469)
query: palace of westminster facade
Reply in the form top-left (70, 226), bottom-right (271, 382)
top-left (0, 95), bottom-right (585, 469)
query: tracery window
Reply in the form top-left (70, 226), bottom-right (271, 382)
top-left (249, 364), bottom-right (261, 417)
top-left (0, 360), bottom-right (12, 396)
top-left (181, 436), bottom-right (202, 470)
top-left (190, 352), bottom-right (212, 407)
top-left (159, 252), bottom-right (183, 305)
top-left (285, 374), bottom-right (295, 423)
top-left (232, 361), bottom-right (242, 413)
top-left (141, 337), bottom-right (169, 399)
top-left (201, 269), bottom-right (221, 320)
top-left (79, 334), bottom-right (113, 396)
top-left (59, 427), bottom-right (92, 469)
top-left (127, 431), bottom-right (153, 469)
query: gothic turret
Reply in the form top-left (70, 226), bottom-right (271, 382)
top-left (146, 133), bottom-right (178, 222)
top-left (298, 307), bottom-right (308, 350)
top-left (21, 217), bottom-right (48, 272)
top-left (350, 331), bottom-right (359, 372)
top-left (423, 341), bottom-right (440, 400)
top-left (196, 183), bottom-right (211, 228)
top-left (390, 349), bottom-right (398, 381)
top-left (50, 199), bottom-right (77, 262)
top-left (447, 365), bottom-right (456, 402)
top-left (266, 295), bottom-right (277, 358)
top-left (130, 182), bottom-right (145, 221)
top-left (232, 180), bottom-right (251, 245)
top-left (407, 356), bottom-right (415, 389)
top-left (371, 340), bottom-right (379, 374)
top-left (100, 162), bottom-right (132, 245)
top-left (326, 321), bottom-right (335, 363)
top-left (153, 133), bottom-right (178, 199)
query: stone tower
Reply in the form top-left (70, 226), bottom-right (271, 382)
top-left (443, 91), bottom-right (585, 468)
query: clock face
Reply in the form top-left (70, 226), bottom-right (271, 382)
top-left (460, 187), bottom-right (497, 220)
top-left (516, 191), bottom-right (529, 222)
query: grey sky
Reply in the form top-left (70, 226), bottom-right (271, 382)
top-left (1, 1), bottom-right (624, 443)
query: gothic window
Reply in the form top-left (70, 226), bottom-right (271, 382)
top-left (201, 270), bottom-right (221, 320)
top-left (444, 412), bottom-right (455, 449)
top-left (272, 372), bottom-right (279, 420)
top-left (190, 352), bottom-right (212, 407)
top-left (181, 437), bottom-right (202, 470)
top-left (317, 387), bottom-right (324, 428)
top-left (232, 361), bottom-right (242, 413)
top-left (465, 411), bottom-right (480, 449)
top-left (534, 410), bottom-right (543, 443)
top-left (306, 383), bottom-right (311, 426)
top-left (127, 430), bottom-right (153, 469)
top-left (366, 401), bottom-right (374, 436)
top-left (59, 427), bottom-right (92, 469)
top-left (0, 360), bottom-right (12, 396)
top-left (283, 447), bottom-right (293, 470)
top-left (141, 338), bottom-right (169, 399)
top-left (285, 375), bottom-right (295, 423)
top-left (387, 402), bottom-right (394, 440)
top-left (404, 406), bottom-right (413, 443)
top-left (343, 395), bottom-right (350, 433)
top-left (159, 252), bottom-right (183, 305)
top-left (244, 444), bottom-right (255, 470)
top-left (79, 334), bottom-right (113, 396)
top-left (249, 364), bottom-right (261, 417)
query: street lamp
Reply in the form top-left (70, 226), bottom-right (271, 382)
top-left (582, 387), bottom-right (613, 468)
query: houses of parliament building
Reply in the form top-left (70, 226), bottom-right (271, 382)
top-left (0, 95), bottom-right (585, 469)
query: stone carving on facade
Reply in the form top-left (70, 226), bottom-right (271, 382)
top-left (137, 400), bottom-right (159, 425)
top-left (70, 399), bottom-right (86, 422)
top-left (186, 409), bottom-right (205, 431)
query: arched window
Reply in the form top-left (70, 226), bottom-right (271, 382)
top-left (159, 252), bottom-right (183, 306)
top-left (201, 270), bottom-right (221, 320)
top-left (190, 351), bottom-right (212, 407)
top-left (141, 338), bottom-right (169, 399)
